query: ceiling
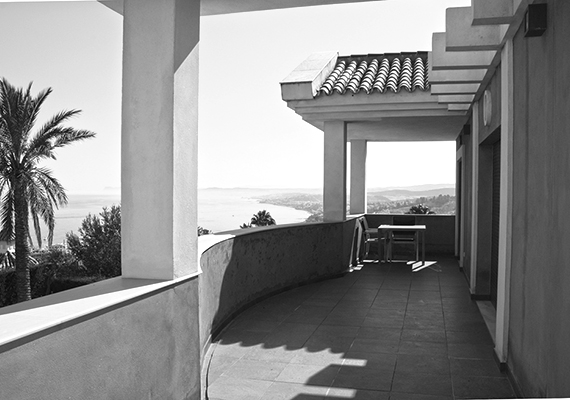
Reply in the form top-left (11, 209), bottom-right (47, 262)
top-left (200, 0), bottom-right (385, 16)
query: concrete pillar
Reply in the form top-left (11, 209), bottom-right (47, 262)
top-left (323, 121), bottom-right (347, 222)
top-left (496, 39), bottom-right (514, 364)
top-left (121, 0), bottom-right (200, 280)
top-left (349, 140), bottom-right (367, 215)
top-left (470, 102), bottom-right (480, 292)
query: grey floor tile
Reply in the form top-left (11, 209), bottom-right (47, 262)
top-left (395, 353), bottom-right (450, 376)
top-left (398, 341), bottom-right (448, 356)
top-left (449, 357), bottom-right (505, 377)
top-left (207, 376), bottom-right (273, 400)
top-left (452, 375), bottom-right (516, 398)
top-left (392, 371), bottom-right (453, 397)
top-left (243, 345), bottom-right (302, 363)
top-left (326, 387), bottom-right (390, 399)
top-left (290, 348), bottom-right (345, 366)
top-left (401, 329), bottom-right (446, 343)
top-left (304, 335), bottom-right (355, 354)
top-left (357, 327), bottom-right (402, 341)
top-left (262, 382), bottom-right (328, 400)
top-left (313, 324), bottom-right (360, 338)
top-left (350, 337), bottom-right (400, 354)
top-left (342, 351), bottom-right (398, 370)
top-left (447, 343), bottom-right (494, 359)
top-left (275, 363), bottom-right (340, 386)
top-left (389, 392), bottom-right (452, 400)
top-left (445, 329), bottom-right (493, 345)
top-left (362, 315), bottom-right (405, 329)
top-left (322, 315), bottom-right (367, 327)
top-left (222, 358), bottom-right (288, 380)
top-left (332, 364), bottom-right (394, 391)
top-left (207, 258), bottom-right (515, 400)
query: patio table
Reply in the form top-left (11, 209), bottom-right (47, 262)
top-left (379, 224), bottom-right (426, 266)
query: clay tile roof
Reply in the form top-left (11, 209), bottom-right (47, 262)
top-left (318, 52), bottom-right (429, 96)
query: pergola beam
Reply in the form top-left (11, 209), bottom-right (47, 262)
top-left (430, 69), bottom-right (486, 85)
top-left (430, 34), bottom-right (495, 70)
top-left (472, 0), bottom-right (513, 25)
top-left (445, 7), bottom-right (505, 51)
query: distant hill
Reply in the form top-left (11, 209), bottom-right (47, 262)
top-left (368, 187), bottom-right (455, 201)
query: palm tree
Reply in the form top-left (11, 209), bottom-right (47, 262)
top-left (0, 78), bottom-right (95, 302)
top-left (250, 210), bottom-right (276, 227)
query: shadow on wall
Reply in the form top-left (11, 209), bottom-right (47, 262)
top-left (198, 220), bottom-right (360, 358)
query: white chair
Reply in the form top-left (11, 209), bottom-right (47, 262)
top-left (388, 215), bottom-right (419, 262)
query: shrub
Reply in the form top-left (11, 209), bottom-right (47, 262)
top-left (66, 205), bottom-right (121, 279)
top-left (0, 246), bottom-right (100, 307)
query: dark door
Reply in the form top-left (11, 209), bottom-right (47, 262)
top-left (490, 140), bottom-right (501, 307)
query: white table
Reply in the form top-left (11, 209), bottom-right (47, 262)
top-left (379, 224), bottom-right (426, 265)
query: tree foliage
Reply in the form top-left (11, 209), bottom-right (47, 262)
top-left (241, 210), bottom-right (276, 228)
top-left (66, 205), bottom-right (121, 279)
top-left (0, 79), bottom-right (95, 302)
top-left (406, 204), bottom-right (435, 215)
top-left (197, 226), bottom-right (212, 236)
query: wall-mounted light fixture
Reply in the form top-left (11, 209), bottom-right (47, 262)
top-left (524, 3), bottom-right (547, 37)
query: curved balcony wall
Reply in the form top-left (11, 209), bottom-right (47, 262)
top-left (198, 218), bottom-right (359, 357)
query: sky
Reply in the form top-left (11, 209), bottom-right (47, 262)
top-left (0, 0), bottom-right (470, 193)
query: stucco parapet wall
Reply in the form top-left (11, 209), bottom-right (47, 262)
top-left (281, 52), bottom-right (338, 101)
top-left (0, 271), bottom-right (201, 352)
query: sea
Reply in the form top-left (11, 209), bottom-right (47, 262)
top-left (48, 188), bottom-right (311, 245)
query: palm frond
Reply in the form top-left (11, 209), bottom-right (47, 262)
top-left (31, 167), bottom-right (68, 207)
top-left (0, 191), bottom-right (14, 241)
top-left (31, 211), bottom-right (42, 248)
top-left (26, 109), bottom-right (81, 160)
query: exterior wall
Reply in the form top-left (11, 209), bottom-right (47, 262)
top-left (467, 67), bottom-right (501, 298)
top-left (365, 214), bottom-right (456, 255)
top-left (0, 278), bottom-right (202, 400)
top-left (460, 125), bottom-right (473, 281)
top-left (199, 220), bottom-right (357, 353)
top-left (508, 1), bottom-right (570, 397)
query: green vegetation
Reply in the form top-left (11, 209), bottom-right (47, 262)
top-left (406, 204), bottom-right (435, 214)
top-left (256, 191), bottom-right (455, 223)
top-left (66, 205), bottom-right (121, 279)
top-left (367, 195), bottom-right (455, 214)
top-left (241, 210), bottom-right (276, 229)
top-left (0, 246), bottom-right (99, 307)
top-left (198, 226), bottom-right (212, 236)
top-left (0, 79), bottom-right (95, 302)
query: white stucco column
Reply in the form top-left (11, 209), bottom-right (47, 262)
top-left (470, 102), bottom-right (480, 293)
top-left (323, 121), bottom-right (347, 222)
top-left (121, 0), bottom-right (200, 280)
top-left (349, 140), bottom-right (367, 215)
top-left (496, 39), bottom-right (514, 363)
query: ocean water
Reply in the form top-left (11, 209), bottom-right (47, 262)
top-left (48, 189), bottom-right (310, 245)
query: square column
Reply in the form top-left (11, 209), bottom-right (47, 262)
top-left (349, 140), bottom-right (367, 215)
top-left (121, 0), bottom-right (200, 280)
top-left (323, 121), bottom-right (347, 222)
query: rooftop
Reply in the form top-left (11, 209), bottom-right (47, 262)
top-left (318, 52), bottom-right (429, 96)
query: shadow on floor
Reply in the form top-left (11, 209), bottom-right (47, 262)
top-left (206, 257), bottom-right (516, 400)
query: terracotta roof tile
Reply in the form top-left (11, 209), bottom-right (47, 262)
top-left (318, 52), bottom-right (429, 96)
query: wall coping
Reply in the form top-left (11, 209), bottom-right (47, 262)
top-left (0, 273), bottom-right (202, 353)
top-left (0, 217), bottom-right (361, 353)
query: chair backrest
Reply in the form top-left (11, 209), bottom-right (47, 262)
top-left (393, 215), bottom-right (416, 226)
top-left (391, 215), bottom-right (416, 240)
top-left (361, 216), bottom-right (370, 231)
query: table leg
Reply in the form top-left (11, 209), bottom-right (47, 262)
top-left (422, 230), bottom-right (425, 266)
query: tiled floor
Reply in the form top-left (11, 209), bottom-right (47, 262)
top-left (205, 257), bottom-right (517, 400)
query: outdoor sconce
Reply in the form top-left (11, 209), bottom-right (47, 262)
top-left (524, 3), bottom-right (547, 37)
